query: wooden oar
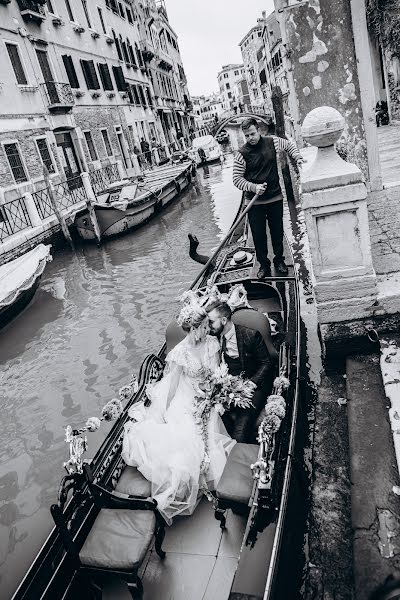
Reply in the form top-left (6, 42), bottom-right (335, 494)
top-left (191, 191), bottom-right (262, 289)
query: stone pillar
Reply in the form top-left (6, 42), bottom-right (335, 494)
top-left (152, 147), bottom-right (160, 165)
top-left (130, 154), bottom-right (141, 175)
top-left (116, 160), bottom-right (126, 180)
top-left (23, 192), bottom-right (42, 228)
top-left (301, 106), bottom-right (377, 324)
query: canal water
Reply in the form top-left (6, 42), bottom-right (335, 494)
top-left (0, 135), bottom-right (243, 598)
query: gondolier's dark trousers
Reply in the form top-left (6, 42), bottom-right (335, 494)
top-left (247, 200), bottom-right (284, 269)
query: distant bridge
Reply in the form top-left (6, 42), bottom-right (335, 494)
top-left (194, 105), bottom-right (272, 138)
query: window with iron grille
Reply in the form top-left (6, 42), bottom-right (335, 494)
top-left (80, 60), bottom-right (100, 90)
top-left (83, 131), bottom-right (98, 161)
top-left (62, 55), bottom-right (80, 88)
top-left (4, 143), bottom-right (28, 183)
top-left (98, 63), bottom-right (114, 91)
top-left (101, 129), bottom-right (113, 156)
top-left (98, 7), bottom-right (106, 33)
top-left (81, 0), bottom-right (91, 28)
top-left (65, 0), bottom-right (74, 21)
top-left (112, 65), bottom-right (127, 92)
top-left (36, 138), bottom-right (55, 174)
top-left (46, 0), bottom-right (55, 13)
top-left (6, 43), bottom-right (28, 86)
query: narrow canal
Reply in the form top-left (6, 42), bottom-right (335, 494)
top-left (0, 134), bottom-right (244, 598)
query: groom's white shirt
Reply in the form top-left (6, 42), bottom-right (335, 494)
top-left (223, 325), bottom-right (239, 358)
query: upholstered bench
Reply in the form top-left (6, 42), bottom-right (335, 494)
top-left (215, 442), bottom-right (259, 529)
top-left (115, 466), bottom-right (152, 498)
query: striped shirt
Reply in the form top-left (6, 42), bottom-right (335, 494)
top-left (232, 136), bottom-right (302, 194)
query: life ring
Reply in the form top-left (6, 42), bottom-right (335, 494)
top-left (174, 180), bottom-right (181, 194)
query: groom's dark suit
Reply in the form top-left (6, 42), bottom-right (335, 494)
top-left (221, 324), bottom-right (273, 443)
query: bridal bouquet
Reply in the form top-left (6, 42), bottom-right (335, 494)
top-left (194, 363), bottom-right (256, 473)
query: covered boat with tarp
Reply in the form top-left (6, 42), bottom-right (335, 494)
top-left (74, 162), bottom-right (195, 241)
top-left (0, 244), bottom-right (52, 330)
top-left (12, 179), bottom-right (305, 599)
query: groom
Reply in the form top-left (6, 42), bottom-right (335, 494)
top-left (207, 300), bottom-right (273, 443)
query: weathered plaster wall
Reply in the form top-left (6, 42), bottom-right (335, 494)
top-left (283, 0), bottom-right (369, 178)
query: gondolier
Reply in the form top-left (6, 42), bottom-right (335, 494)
top-left (233, 117), bottom-right (303, 278)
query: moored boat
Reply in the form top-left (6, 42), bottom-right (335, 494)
top-left (0, 244), bottom-right (52, 330)
top-left (74, 161), bottom-right (195, 241)
top-left (189, 135), bottom-right (223, 165)
top-left (11, 188), bottom-right (303, 599)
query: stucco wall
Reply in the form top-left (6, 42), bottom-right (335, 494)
top-left (283, 0), bottom-right (369, 178)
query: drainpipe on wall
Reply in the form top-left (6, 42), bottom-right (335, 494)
top-left (273, 0), bottom-right (302, 145)
top-left (350, 0), bottom-right (383, 192)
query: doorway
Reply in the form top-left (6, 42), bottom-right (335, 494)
top-left (116, 132), bottom-right (128, 168)
top-left (54, 130), bottom-right (81, 188)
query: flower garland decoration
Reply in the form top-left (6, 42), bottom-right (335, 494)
top-left (252, 369), bottom-right (290, 486)
top-left (63, 374), bottom-right (139, 474)
top-left (193, 362), bottom-right (256, 474)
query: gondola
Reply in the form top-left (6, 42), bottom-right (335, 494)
top-left (12, 191), bottom-right (302, 600)
top-left (0, 244), bottom-right (52, 330)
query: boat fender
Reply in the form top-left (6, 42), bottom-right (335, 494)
top-left (191, 163), bottom-right (197, 177)
top-left (187, 171), bottom-right (192, 185)
top-left (174, 180), bottom-right (181, 194)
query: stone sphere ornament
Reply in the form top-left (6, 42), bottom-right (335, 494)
top-left (302, 106), bottom-right (345, 147)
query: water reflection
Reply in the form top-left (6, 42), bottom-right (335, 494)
top-left (0, 154), bottom-right (241, 599)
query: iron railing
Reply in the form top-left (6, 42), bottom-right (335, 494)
top-left (0, 196), bottom-right (31, 242)
top-left (89, 164), bottom-right (120, 195)
top-left (40, 82), bottom-right (75, 108)
top-left (32, 175), bottom-right (87, 220)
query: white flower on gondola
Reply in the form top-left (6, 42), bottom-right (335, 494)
top-left (265, 400), bottom-right (285, 420)
top-left (102, 398), bottom-right (123, 421)
top-left (273, 376), bottom-right (290, 391)
top-left (85, 417), bottom-right (101, 432)
top-left (215, 403), bottom-right (225, 415)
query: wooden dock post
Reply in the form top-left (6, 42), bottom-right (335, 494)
top-left (43, 166), bottom-right (74, 250)
top-left (81, 172), bottom-right (102, 245)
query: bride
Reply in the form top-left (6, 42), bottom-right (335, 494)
top-left (122, 292), bottom-right (236, 525)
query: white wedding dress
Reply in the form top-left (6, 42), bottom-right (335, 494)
top-left (122, 335), bottom-right (236, 525)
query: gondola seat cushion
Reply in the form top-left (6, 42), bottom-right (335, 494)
top-left (115, 466), bottom-right (152, 498)
top-left (79, 508), bottom-right (156, 570)
top-left (216, 443), bottom-right (259, 504)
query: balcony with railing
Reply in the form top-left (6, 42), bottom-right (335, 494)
top-left (16, 0), bottom-right (46, 22)
top-left (0, 197), bottom-right (32, 242)
top-left (40, 82), bottom-right (74, 112)
top-left (139, 40), bottom-right (156, 63)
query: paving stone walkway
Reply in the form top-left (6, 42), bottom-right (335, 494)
top-left (368, 185), bottom-right (400, 275)
top-left (377, 120), bottom-right (400, 187)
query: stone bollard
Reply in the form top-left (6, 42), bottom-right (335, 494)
top-left (23, 192), bottom-right (42, 228)
top-left (300, 106), bottom-right (377, 324)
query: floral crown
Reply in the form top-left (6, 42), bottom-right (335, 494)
top-left (176, 284), bottom-right (250, 328)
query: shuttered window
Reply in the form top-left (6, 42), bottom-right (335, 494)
top-left (98, 7), bottom-right (106, 34)
top-left (260, 68), bottom-right (267, 85)
top-left (121, 39), bottom-right (130, 64)
top-left (80, 60), bottom-right (100, 90)
top-left (132, 85), bottom-right (140, 105)
top-left (81, 0), bottom-right (91, 28)
top-left (112, 65), bottom-right (127, 92)
top-left (6, 43), bottom-right (27, 85)
top-left (46, 0), bottom-right (55, 13)
top-left (65, 0), bottom-right (74, 21)
top-left (127, 42), bottom-right (137, 67)
top-left (4, 143), bottom-right (28, 183)
top-left (36, 138), bottom-right (55, 174)
top-left (138, 86), bottom-right (146, 106)
top-left (101, 129), bottom-right (113, 156)
top-left (62, 55), bottom-right (79, 88)
top-left (98, 63), bottom-right (114, 91)
top-left (83, 131), bottom-right (98, 161)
